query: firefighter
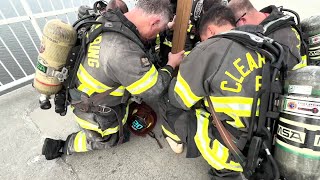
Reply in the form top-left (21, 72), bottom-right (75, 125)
top-left (106, 0), bottom-right (128, 14)
top-left (157, 0), bottom-right (224, 67)
top-left (228, 0), bottom-right (306, 70)
top-left (41, 0), bottom-right (184, 160)
top-left (160, 0), bottom-right (234, 154)
top-left (162, 5), bottom-right (273, 179)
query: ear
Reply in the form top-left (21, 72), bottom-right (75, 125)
top-left (238, 17), bottom-right (247, 26)
top-left (207, 25), bottom-right (216, 37)
top-left (149, 15), bottom-right (161, 27)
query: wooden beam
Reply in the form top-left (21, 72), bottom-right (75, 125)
top-left (171, 0), bottom-right (193, 54)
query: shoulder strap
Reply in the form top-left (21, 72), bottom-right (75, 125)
top-left (262, 15), bottom-right (295, 36)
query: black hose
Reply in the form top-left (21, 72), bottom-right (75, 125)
top-left (262, 141), bottom-right (280, 180)
top-left (72, 14), bottom-right (97, 27)
top-left (248, 90), bottom-right (264, 140)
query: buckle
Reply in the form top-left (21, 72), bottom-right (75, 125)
top-left (98, 105), bottom-right (111, 113)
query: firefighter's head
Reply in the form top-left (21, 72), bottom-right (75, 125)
top-left (106, 0), bottom-right (128, 14)
top-left (198, 5), bottom-right (236, 41)
top-left (228, 0), bottom-right (266, 26)
top-left (125, 0), bottom-right (172, 40)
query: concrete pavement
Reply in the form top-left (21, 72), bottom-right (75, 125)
top-left (0, 85), bottom-right (210, 180)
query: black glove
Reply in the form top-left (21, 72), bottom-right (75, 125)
top-left (42, 138), bottom-right (65, 160)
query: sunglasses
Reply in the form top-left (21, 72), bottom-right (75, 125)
top-left (235, 13), bottom-right (247, 24)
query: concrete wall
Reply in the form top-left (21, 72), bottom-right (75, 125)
top-left (251, 0), bottom-right (320, 20)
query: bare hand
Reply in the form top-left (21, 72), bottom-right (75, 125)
top-left (167, 50), bottom-right (185, 69)
top-left (167, 15), bottom-right (176, 29)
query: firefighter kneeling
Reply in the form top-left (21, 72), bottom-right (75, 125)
top-left (160, 5), bottom-right (290, 180)
top-left (42, 0), bottom-right (184, 160)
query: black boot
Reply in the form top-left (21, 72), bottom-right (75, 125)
top-left (42, 138), bottom-right (65, 160)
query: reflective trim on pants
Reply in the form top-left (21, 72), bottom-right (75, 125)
top-left (194, 108), bottom-right (243, 172)
top-left (75, 105), bottom-right (129, 137)
top-left (74, 131), bottom-right (88, 152)
top-left (161, 125), bottom-right (181, 142)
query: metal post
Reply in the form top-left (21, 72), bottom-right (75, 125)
top-left (20, 0), bottom-right (43, 39)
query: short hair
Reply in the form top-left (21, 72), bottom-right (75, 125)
top-left (107, 0), bottom-right (128, 13)
top-left (198, 5), bottom-right (236, 36)
top-left (228, 0), bottom-right (255, 18)
top-left (203, 0), bottom-right (225, 13)
top-left (136, 0), bottom-right (172, 22)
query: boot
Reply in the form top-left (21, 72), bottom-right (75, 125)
top-left (165, 137), bottom-right (183, 154)
top-left (42, 138), bottom-right (65, 160)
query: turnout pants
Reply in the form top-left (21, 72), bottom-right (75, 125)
top-left (65, 104), bottom-right (130, 154)
top-left (159, 96), bottom-right (245, 180)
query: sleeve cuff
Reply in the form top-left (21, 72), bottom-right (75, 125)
top-left (160, 65), bottom-right (174, 78)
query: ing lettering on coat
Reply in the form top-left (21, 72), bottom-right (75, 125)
top-left (88, 34), bottom-right (102, 68)
top-left (220, 52), bottom-right (265, 93)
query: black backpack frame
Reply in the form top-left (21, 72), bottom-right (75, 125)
top-left (210, 30), bottom-right (286, 179)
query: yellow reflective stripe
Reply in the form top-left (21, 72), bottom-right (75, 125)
top-left (194, 109), bottom-right (243, 172)
top-left (302, 54), bottom-right (307, 61)
top-left (156, 34), bottom-right (160, 45)
top-left (187, 24), bottom-right (193, 32)
top-left (204, 96), bottom-right (259, 128)
top-left (161, 125), bottom-right (181, 142)
top-left (184, 51), bottom-right (191, 55)
top-left (101, 104), bottom-right (129, 136)
top-left (292, 55), bottom-right (307, 70)
top-left (209, 96), bottom-right (254, 104)
top-left (163, 38), bottom-right (172, 47)
top-left (110, 86), bottom-right (125, 96)
top-left (74, 131), bottom-right (87, 152)
top-left (77, 84), bottom-right (95, 96)
top-left (126, 65), bottom-right (158, 95)
top-left (160, 68), bottom-right (172, 77)
top-left (75, 105), bottom-right (129, 137)
top-left (204, 97), bottom-right (259, 116)
top-left (212, 139), bottom-right (229, 163)
top-left (76, 117), bottom-right (100, 131)
top-left (174, 72), bottom-right (203, 108)
top-left (77, 64), bottom-right (112, 93)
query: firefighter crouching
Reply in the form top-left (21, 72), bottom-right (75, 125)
top-left (41, 0), bottom-right (184, 160)
top-left (158, 0), bottom-right (226, 67)
top-left (228, 0), bottom-right (307, 71)
top-left (161, 5), bottom-right (287, 179)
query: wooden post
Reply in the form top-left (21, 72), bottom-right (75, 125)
top-left (171, 0), bottom-right (193, 54)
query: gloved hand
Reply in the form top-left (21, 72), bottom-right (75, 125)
top-left (42, 138), bottom-right (65, 160)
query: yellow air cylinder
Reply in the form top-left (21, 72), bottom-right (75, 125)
top-left (33, 19), bottom-right (77, 96)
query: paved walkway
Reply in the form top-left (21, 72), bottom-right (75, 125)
top-left (0, 85), bottom-right (210, 180)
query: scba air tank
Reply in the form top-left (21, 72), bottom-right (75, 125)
top-left (33, 19), bottom-right (76, 109)
top-left (301, 15), bottom-right (320, 66)
top-left (275, 66), bottom-right (320, 180)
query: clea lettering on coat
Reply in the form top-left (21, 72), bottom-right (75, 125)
top-left (220, 52), bottom-right (265, 93)
top-left (87, 34), bottom-right (102, 68)
top-left (140, 57), bottom-right (151, 67)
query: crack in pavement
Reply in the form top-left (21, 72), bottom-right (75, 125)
top-left (23, 102), bottom-right (43, 135)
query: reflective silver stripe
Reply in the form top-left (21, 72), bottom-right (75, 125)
top-left (175, 81), bottom-right (199, 106)
top-left (127, 65), bottom-right (158, 95)
top-left (195, 109), bottom-right (225, 170)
